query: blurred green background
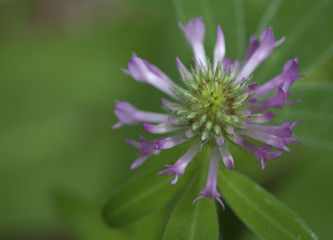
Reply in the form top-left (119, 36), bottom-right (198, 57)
top-left (0, 0), bottom-right (332, 239)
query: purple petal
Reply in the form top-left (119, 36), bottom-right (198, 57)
top-left (213, 25), bottom-right (226, 70)
top-left (128, 57), bottom-right (145, 82)
top-left (242, 140), bottom-right (285, 169)
top-left (243, 120), bottom-right (251, 128)
top-left (176, 57), bottom-right (191, 80)
top-left (192, 196), bottom-right (205, 204)
top-left (266, 149), bottom-right (284, 159)
top-left (127, 55), bottom-right (179, 99)
top-left (285, 99), bottom-right (301, 104)
top-left (249, 121), bottom-right (292, 138)
top-left (236, 28), bottom-right (276, 82)
top-left (168, 116), bottom-right (181, 125)
top-left (291, 120), bottom-right (302, 129)
top-left (184, 130), bottom-right (194, 138)
top-left (216, 137), bottom-right (224, 146)
top-left (252, 88), bottom-right (285, 113)
top-left (275, 36), bottom-right (285, 47)
top-left (130, 155), bottom-right (149, 169)
top-left (161, 98), bottom-right (177, 111)
top-left (248, 83), bottom-right (258, 92)
top-left (114, 101), bottom-right (139, 125)
top-left (111, 122), bottom-right (123, 129)
top-left (218, 144), bottom-right (234, 169)
top-left (231, 136), bottom-right (243, 145)
top-left (254, 58), bottom-right (303, 98)
top-left (193, 148), bottom-right (225, 209)
top-left (215, 198), bottom-right (225, 210)
top-left (113, 101), bottom-right (170, 127)
top-left (143, 59), bottom-right (173, 85)
top-left (155, 134), bottom-right (185, 150)
top-left (181, 17), bottom-right (206, 45)
top-left (140, 137), bottom-right (159, 155)
top-left (181, 17), bottom-right (207, 68)
top-left (243, 36), bottom-right (259, 65)
top-left (284, 137), bottom-right (300, 145)
top-left (143, 123), bottom-right (183, 134)
top-left (243, 110), bottom-right (252, 117)
top-left (124, 139), bottom-right (141, 148)
top-left (121, 67), bottom-right (130, 75)
top-left (157, 143), bottom-right (200, 184)
top-left (249, 111), bottom-right (275, 123)
top-left (259, 27), bottom-right (275, 55)
top-left (242, 128), bottom-right (285, 149)
top-left (249, 98), bottom-right (258, 105)
top-left (223, 58), bottom-right (234, 73)
top-left (157, 168), bottom-right (170, 175)
top-left (171, 175), bottom-right (179, 185)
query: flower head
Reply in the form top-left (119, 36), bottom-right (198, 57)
top-left (113, 17), bottom-right (303, 207)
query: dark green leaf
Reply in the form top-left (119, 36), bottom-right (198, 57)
top-left (218, 168), bottom-right (318, 240)
top-left (103, 169), bottom-right (188, 227)
top-left (163, 173), bottom-right (219, 240)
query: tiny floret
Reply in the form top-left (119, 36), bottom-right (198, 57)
top-left (113, 17), bottom-right (303, 207)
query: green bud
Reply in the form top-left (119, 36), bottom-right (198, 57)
top-left (207, 97), bottom-right (214, 104)
top-left (230, 115), bottom-right (239, 122)
top-left (201, 130), bottom-right (209, 141)
top-left (213, 124), bottom-right (221, 135)
top-left (200, 114), bottom-right (207, 124)
top-left (192, 120), bottom-right (203, 131)
top-left (208, 70), bottom-right (213, 80)
top-left (214, 81), bottom-right (219, 91)
top-left (231, 83), bottom-right (241, 91)
top-left (186, 112), bottom-right (197, 119)
top-left (232, 101), bottom-right (242, 108)
top-left (177, 109), bottom-right (188, 115)
top-left (215, 111), bottom-right (223, 119)
top-left (205, 121), bottom-right (213, 130)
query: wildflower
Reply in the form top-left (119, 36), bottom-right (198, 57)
top-left (112, 17), bottom-right (303, 207)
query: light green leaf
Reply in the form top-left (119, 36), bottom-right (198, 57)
top-left (218, 168), bottom-right (318, 240)
top-left (103, 169), bottom-right (189, 227)
top-left (163, 173), bottom-right (219, 240)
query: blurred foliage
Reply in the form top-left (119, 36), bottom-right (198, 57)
top-left (0, 0), bottom-right (332, 239)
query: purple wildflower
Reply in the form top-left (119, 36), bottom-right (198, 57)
top-left (113, 17), bottom-right (303, 207)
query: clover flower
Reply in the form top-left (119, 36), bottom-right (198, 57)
top-left (112, 17), bottom-right (303, 207)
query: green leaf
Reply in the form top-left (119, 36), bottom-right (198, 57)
top-left (218, 168), bottom-right (318, 240)
top-left (103, 169), bottom-right (189, 227)
top-left (163, 173), bottom-right (219, 240)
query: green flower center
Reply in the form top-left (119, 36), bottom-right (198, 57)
top-left (169, 63), bottom-right (251, 144)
